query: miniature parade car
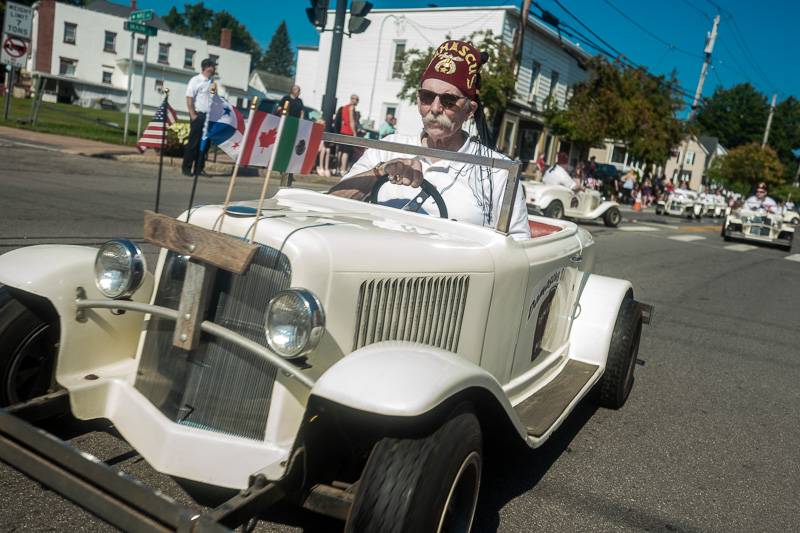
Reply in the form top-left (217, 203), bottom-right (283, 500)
top-left (698, 192), bottom-right (727, 218)
top-left (0, 135), bottom-right (651, 532)
top-left (524, 182), bottom-right (622, 227)
top-left (656, 190), bottom-right (703, 219)
top-left (721, 205), bottom-right (797, 251)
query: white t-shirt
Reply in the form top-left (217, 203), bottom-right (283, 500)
top-left (743, 195), bottom-right (778, 212)
top-left (344, 133), bottom-right (531, 239)
top-left (542, 164), bottom-right (576, 190)
top-left (185, 74), bottom-right (213, 114)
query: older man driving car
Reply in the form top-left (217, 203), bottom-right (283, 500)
top-left (331, 39), bottom-right (531, 239)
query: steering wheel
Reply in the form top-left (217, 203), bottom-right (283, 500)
top-left (369, 175), bottom-right (449, 219)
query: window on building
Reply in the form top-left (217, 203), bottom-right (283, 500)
top-left (548, 71), bottom-right (560, 103)
top-left (102, 70), bottom-right (112, 85)
top-left (391, 41), bottom-right (406, 80)
top-left (611, 145), bottom-right (627, 164)
top-left (63, 22), bottom-right (77, 45)
top-left (685, 151), bottom-right (695, 165)
top-left (158, 43), bottom-right (170, 64)
top-left (136, 38), bottom-right (146, 55)
top-left (528, 61), bottom-right (541, 102)
top-left (59, 57), bottom-right (77, 77)
top-left (104, 31), bottom-right (116, 53)
top-left (184, 49), bottom-right (195, 69)
top-left (155, 79), bottom-right (164, 93)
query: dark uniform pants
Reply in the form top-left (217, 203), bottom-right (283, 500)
top-left (182, 112), bottom-right (209, 174)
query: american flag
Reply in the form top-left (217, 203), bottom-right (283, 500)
top-left (137, 97), bottom-right (178, 152)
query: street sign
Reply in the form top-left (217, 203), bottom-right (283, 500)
top-left (1, 34), bottom-right (29, 67)
top-left (129, 9), bottom-right (154, 22)
top-left (124, 21), bottom-right (158, 37)
top-left (2, 1), bottom-right (33, 40)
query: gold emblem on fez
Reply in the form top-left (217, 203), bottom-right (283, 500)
top-left (434, 53), bottom-right (464, 75)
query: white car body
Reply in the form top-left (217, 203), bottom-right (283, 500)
top-left (698, 193), bottom-right (727, 218)
top-left (523, 182), bottom-right (622, 227)
top-left (656, 191), bottom-right (703, 218)
top-left (722, 206), bottom-right (796, 250)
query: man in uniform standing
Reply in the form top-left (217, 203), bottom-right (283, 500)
top-left (182, 58), bottom-right (217, 176)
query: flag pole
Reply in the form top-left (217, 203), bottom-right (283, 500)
top-left (250, 101), bottom-right (289, 244)
top-left (187, 83), bottom-right (215, 222)
top-left (219, 95), bottom-right (258, 232)
top-left (155, 88), bottom-right (169, 214)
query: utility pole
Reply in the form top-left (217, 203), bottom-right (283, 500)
top-left (762, 93), bottom-right (777, 147)
top-left (136, 36), bottom-right (149, 139)
top-left (321, 0), bottom-right (347, 132)
top-left (123, 33), bottom-right (134, 143)
top-left (688, 14), bottom-right (720, 121)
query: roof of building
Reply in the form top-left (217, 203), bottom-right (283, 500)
top-left (698, 135), bottom-right (726, 156)
top-left (250, 70), bottom-right (293, 94)
top-left (85, 1), bottom-right (169, 30)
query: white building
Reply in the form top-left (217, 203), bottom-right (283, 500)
top-left (295, 5), bottom-right (590, 170)
top-left (29, 0), bottom-right (251, 118)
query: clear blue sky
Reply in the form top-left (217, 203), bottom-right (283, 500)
top-left (137, 0), bottom-right (798, 108)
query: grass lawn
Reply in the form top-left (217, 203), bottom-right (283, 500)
top-left (0, 96), bottom-right (158, 146)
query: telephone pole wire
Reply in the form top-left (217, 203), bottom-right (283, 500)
top-left (688, 14), bottom-right (720, 121)
top-left (762, 93), bottom-right (777, 147)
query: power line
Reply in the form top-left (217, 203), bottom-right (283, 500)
top-left (675, 0), bottom-right (712, 21)
top-left (600, 0), bottom-right (703, 60)
top-left (549, 0), bottom-right (626, 58)
top-left (723, 13), bottom-right (778, 93)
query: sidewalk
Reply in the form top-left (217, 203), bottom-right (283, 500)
top-left (0, 125), bottom-right (340, 185)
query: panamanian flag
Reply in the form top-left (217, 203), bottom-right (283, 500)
top-left (201, 92), bottom-right (245, 160)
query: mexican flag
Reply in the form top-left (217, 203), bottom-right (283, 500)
top-left (239, 110), bottom-right (324, 173)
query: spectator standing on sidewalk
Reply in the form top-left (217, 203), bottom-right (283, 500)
top-left (336, 94), bottom-right (360, 174)
top-left (182, 58), bottom-right (217, 176)
top-left (278, 85), bottom-right (305, 118)
top-left (379, 113), bottom-right (397, 138)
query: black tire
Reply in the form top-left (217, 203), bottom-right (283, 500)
top-left (543, 200), bottom-right (564, 220)
top-left (721, 219), bottom-right (732, 241)
top-left (0, 286), bottom-right (58, 407)
top-left (595, 295), bottom-right (642, 409)
top-left (346, 407), bottom-right (482, 533)
top-left (655, 204), bottom-right (664, 215)
top-left (603, 207), bottom-right (622, 227)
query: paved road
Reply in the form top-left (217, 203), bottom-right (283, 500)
top-left (1, 145), bottom-right (798, 532)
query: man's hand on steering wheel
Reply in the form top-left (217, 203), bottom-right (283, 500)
top-left (374, 158), bottom-right (423, 187)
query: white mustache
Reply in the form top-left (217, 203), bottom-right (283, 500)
top-left (422, 112), bottom-right (454, 130)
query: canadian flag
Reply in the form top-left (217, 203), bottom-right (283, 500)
top-left (239, 105), bottom-right (281, 167)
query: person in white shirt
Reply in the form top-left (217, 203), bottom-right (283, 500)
top-left (331, 39), bottom-right (530, 239)
top-left (182, 58), bottom-right (217, 176)
top-left (542, 152), bottom-right (579, 191)
top-left (742, 182), bottom-right (778, 212)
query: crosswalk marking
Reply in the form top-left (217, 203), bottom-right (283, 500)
top-left (724, 244), bottom-right (758, 252)
top-left (669, 235), bottom-right (706, 242)
top-left (785, 254), bottom-right (800, 262)
top-left (618, 226), bottom-right (660, 232)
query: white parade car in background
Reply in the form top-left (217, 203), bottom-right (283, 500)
top-left (0, 136), bottom-right (651, 532)
top-left (524, 182), bottom-right (622, 227)
top-left (656, 190), bottom-right (704, 219)
top-left (722, 205), bottom-right (797, 251)
top-left (782, 206), bottom-right (800, 226)
top-left (698, 193), bottom-right (727, 218)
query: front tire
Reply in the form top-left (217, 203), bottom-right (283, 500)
top-left (595, 295), bottom-right (642, 409)
top-left (655, 204), bottom-right (664, 215)
top-left (603, 207), bottom-right (622, 227)
top-left (346, 407), bottom-right (482, 533)
top-left (543, 200), bottom-right (564, 220)
top-left (0, 287), bottom-right (58, 406)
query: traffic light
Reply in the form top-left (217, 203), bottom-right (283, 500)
top-left (348, 0), bottom-right (373, 34)
top-left (306, 0), bottom-right (329, 30)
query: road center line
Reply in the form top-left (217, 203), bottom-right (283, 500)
top-left (618, 226), bottom-right (660, 232)
top-left (724, 244), bottom-right (758, 252)
top-left (669, 235), bottom-right (706, 242)
top-left (785, 254), bottom-right (800, 262)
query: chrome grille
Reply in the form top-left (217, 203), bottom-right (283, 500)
top-left (134, 247), bottom-right (291, 441)
top-left (353, 276), bottom-right (469, 352)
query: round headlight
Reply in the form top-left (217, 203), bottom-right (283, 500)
top-left (265, 289), bottom-right (325, 359)
top-left (94, 239), bottom-right (146, 299)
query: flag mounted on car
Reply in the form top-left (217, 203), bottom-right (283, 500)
top-left (136, 96), bottom-right (177, 152)
top-left (201, 92), bottom-right (246, 160)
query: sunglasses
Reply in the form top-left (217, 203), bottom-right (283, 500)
top-left (417, 89), bottom-right (466, 110)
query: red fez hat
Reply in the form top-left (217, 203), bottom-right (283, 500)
top-left (421, 40), bottom-right (483, 99)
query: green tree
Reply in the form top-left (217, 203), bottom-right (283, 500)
top-left (694, 83), bottom-right (769, 149)
top-left (716, 143), bottom-right (784, 194)
top-left (163, 3), bottom-right (263, 69)
top-left (769, 96), bottom-right (800, 178)
top-left (397, 30), bottom-right (516, 142)
top-left (545, 57), bottom-right (684, 166)
top-left (258, 21), bottom-right (293, 76)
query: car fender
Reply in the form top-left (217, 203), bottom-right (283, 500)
top-left (569, 274), bottom-right (632, 367)
top-left (582, 201), bottom-right (619, 220)
top-left (311, 341), bottom-right (528, 439)
top-left (0, 245), bottom-right (154, 385)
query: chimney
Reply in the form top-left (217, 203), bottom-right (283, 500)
top-left (35, 0), bottom-right (56, 73)
top-left (220, 28), bottom-right (232, 49)
top-left (131, 0), bottom-right (137, 10)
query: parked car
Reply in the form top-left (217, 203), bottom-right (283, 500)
top-left (0, 138), bottom-right (651, 531)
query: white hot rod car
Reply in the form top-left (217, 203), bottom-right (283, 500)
top-left (0, 135), bottom-right (651, 532)
top-left (524, 182), bottom-right (622, 227)
top-left (656, 190), bottom-right (704, 218)
top-left (722, 205), bottom-right (798, 251)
